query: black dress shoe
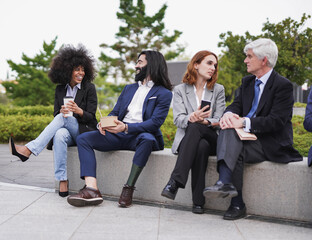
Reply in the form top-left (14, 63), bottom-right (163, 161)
top-left (192, 205), bottom-right (204, 214)
top-left (59, 180), bottom-right (69, 197)
top-left (161, 179), bottom-right (179, 200)
top-left (203, 181), bottom-right (238, 199)
top-left (223, 205), bottom-right (247, 220)
top-left (9, 137), bottom-right (29, 162)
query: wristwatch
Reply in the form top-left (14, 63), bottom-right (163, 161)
top-left (242, 118), bottom-right (246, 128)
top-left (124, 123), bottom-right (128, 134)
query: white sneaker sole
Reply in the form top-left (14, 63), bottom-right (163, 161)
top-left (67, 197), bottom-right (103, 207)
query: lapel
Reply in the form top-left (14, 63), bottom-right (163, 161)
top-left (120, 83), bottom-right (139, 118)
top-left (74, 84), bottom-right (85, 106)
top-left (256, 70), bottom-right (275, 114)
top-left (58, 85), bottom-right (67, 105)
top-left (203, 85), bottom-right (214, 109)
top-left (203, 86), bottom-right (214, 101)
top-left (185, 84), bottom-right (198, 112)
top-left (142, 85), bottom-right (160, 115)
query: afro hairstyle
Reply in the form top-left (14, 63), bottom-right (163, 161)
top-left (48, 44), bottom-right (96, 85)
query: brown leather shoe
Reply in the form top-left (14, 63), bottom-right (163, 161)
top-left (118, 184), bottom-right (135, 208)
top-left (67, 185), bottom-right (103, 207)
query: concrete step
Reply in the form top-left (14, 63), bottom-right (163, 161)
top-left (63, 147), bottom-right (312, 222)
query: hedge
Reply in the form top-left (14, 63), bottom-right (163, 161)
top-left (1, 106), bottom-right (311, 157)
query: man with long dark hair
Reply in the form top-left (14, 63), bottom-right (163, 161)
top-left (67, 50), bottom-right (173, 208)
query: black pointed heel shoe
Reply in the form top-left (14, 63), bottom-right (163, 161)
top-left (59, 180), bottom-right (69, 197)
top-left (9, 137), bottom-right (29, 162)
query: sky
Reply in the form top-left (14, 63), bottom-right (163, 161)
top-left (0, 0), bottom-right (312, 80)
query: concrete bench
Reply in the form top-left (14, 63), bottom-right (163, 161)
top-left (64, 147), bottom-right (312, 222)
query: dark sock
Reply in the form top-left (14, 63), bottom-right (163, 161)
top-left (126, 163), bottom-right (143, 187)
top-left (218, 161), bottom-right (232, 184)
top-left (231, 190), bottom-right (245, 208)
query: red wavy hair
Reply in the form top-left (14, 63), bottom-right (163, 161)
top-left (182, 50), bottom-right (218, 89)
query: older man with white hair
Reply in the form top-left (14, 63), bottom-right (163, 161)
top-left (203, 38), bottom-right (302, 220)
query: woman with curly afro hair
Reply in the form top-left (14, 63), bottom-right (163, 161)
top-left (9, 44), bottom-right (98, 197)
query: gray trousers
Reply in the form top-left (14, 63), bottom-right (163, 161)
top-left (217, 129), bottom-right (268, 190)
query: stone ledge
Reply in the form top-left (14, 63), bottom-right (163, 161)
top-left (64, 147), bottom-right (312, 222)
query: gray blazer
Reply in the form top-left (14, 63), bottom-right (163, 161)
top-left (171, 83), bottom-right (226, 154)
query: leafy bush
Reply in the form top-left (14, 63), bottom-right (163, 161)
top-left (1, 106), bottom-right (311, 157)
top-left (161, 109), bottom-right (177, 148)
top-left (292, 115), bottom-right (312, 157)
top-left (0, 115), bottom-right (53, 142)
top-left (0, 105), bottom-right (53, 116)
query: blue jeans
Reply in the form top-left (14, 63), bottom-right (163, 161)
top-left (26, 113), bottom-right (79, 181)
top-left (76, 130), bottom-right (161, 179)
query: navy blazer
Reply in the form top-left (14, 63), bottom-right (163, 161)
top-left (226, 70), bottom-right (302, 164)
top-left (303, 87), bottom-right (312, 167)
top-left (109, 83), bottom-right (173, 150)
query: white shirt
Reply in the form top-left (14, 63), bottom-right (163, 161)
top-left (244, 69), bottom-right (273, 132)
top-left (123, 80), bottom-right (154, 123)
top-left (193, 83), bottom-right (207, 108)
top-left (65, 83), bottom-right (81, 99)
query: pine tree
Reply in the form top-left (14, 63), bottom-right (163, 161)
top-left (98, 0), bottom-right (184, 82)
top-left (3, 37), bottom-right (58, 106)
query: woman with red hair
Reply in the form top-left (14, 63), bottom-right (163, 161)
top-left (161, 50), bottom-right (225, 213)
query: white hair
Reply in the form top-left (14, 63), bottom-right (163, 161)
top-left (244, 38), bottom-right (278, 68)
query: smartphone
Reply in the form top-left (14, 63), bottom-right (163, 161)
top-left (200, 100), bottom-right (211, 112)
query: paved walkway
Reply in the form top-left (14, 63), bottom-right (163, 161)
top-left (0, 144), bottom-right (311, 240)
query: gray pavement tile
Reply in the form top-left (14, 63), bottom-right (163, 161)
top-left (0, 214), bottom-right (83, 237)
top-left (71, 232), bottom-right (157, 240)
top-left (20, 192), bottom-right (94, 217)
top-left (89, 200), bottom-right (161, 219)
top-left (12, 175), bottom-right (54, 189)
top-left (158, 208), bottom-right (244, 240)
top-left (0, 231), bottom-right (71, 240)
top-left (235, 219), bottom-right (312, 240)
top-left (0, 186), bottom-right (45, 215)
top-left (159, 206), bottom-right (222, 221)
top-left (0, 215), bottom-right (13, 225)
top-left (76, 217), bottom-right (159, 239)
top-left (75, 201), bottom-right (159, 237)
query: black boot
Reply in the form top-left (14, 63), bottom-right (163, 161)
top-left (161, 179), bottom-right (179, 200)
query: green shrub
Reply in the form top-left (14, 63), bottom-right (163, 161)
top-left (292, 115), bottom-right (312, 156)
top-left (1, 106), bottom-right (312, 157)
top-left (0, 105), bottom-right (54, 116)
top-left (161, 109), bottom-right (177, 148)
top-left (0, 115), bottom-right (53, 142)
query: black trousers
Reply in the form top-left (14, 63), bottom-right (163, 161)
top-left (171, 122), bottom-right (217, 206)
top-left (217, 128), bottom-right (268, 190)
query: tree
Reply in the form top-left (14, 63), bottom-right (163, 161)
top-left (98, 0), bottom-right (185, 82)
top-left (217, 13), bottom-right (312, 100)
top-left (217, 32), bottom-right (255, 100)
top-left (94, 76), bottom-right (126, 109)
top-left (3, 37), bottom-right (58, 106)
top-left (262, 13), bottom-right (312, 86)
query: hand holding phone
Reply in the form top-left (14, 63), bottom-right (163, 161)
top-left (200, 100), bottom-right (211, 112)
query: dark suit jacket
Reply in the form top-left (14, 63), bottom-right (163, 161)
top-left (226, 70), bottom-right (302, 163)
top-left (53, 82), bottom-right (98, 133)
top-left (303, 87), bottom-right (312, 166)
top-left (47, 82), bottom-right (98, 150)
top-left (108, 83), bottom-right (173, 150)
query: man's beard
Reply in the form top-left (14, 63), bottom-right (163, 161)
top-left (135, 66), bottom-right (147, 82)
